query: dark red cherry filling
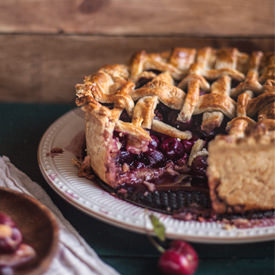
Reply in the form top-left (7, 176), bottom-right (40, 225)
top-left (160, 138), bottom-right (184, 160)
top-left (182, 138), bottom-right (197, 153)
top-left (114, 104), bottom-right (227, 189)
top-left (191, 155), bottom-right (208, 179)
top-left (114, 129), bottom-right (209, 189)
top-left (117, 150), bottom-right (134, 165)
top-left (137, 149), bottom-right (164, 168)
top-left (135, 77), bottom-right (153, 89)
top-left (175, 153), bottom-right (188, 166)
top-left (119, 110), bottom-right (131, 123)
top-left (148, 135), bottom-right (160, 149)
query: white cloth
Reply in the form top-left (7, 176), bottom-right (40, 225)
top-left (0, 156), bottom-right (119, 275)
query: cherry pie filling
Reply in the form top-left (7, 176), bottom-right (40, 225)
top-left (76, 50), bottom-right (275, 224)
top-left (112, 102), bottom-right (228, 194)
top-left (109, 110), bottom-right (275, 224)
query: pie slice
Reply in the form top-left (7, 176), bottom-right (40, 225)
top-left (75, 48), bottom-right (275, 214)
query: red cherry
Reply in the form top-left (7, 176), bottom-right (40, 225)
top-left (117, 150), bottom-right (135, 165)
top-left (149, 135), bottom-right (160, 149)
top-left (181, 140), bottom-right (194, 154)
top-left (158, 241), bottom-right (198, 275)
top-left (0, 214), bottom-right (23, 254)
top-left (191, 155), bottom-right (208, 178)
top-left (143, 149), bottom-right (165, 168)
top-left (176, 153), bottom-right (188, 166)
top-left (161, 138), bottom-right (184, 160)
top-left (181, 134), bottom-right (200, 154)
top-left (132, 161), bottom-right (146, 169)
top-left (0, 213), bottom-right (15, 228)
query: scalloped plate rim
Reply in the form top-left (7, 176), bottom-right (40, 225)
top-left (38, 109), bottom-right (275, 244)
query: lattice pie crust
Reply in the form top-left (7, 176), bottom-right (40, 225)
top-left (76, 48), bottom-right (275, 214)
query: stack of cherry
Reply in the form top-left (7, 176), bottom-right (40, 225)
top-left (0, 213), bottom-right (22, 255)
top-left (116, 104), bottom-right (228, 184)
top-left (115, 131), bottom-right (207, 178)
top-left (0, 213), bottom-right (36, 275)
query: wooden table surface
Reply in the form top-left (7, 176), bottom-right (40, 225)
top-left (0, 102), bottom-right (274, 275)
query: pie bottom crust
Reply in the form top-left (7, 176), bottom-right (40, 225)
top-left (84, 108), bottom-right (275, 214)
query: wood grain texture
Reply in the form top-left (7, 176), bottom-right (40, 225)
top-left (0, 35), bottom-right (273, 103)
top-left (0, 0), bottom-right (274, 36)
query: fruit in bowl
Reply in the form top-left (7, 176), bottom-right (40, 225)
top-left (0, 213), bottom-right (36, 272)
top-left (0, 213), bottom-right (23, 254)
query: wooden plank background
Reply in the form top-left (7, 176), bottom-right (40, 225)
top-left (0, 0), bottom-right (274, 102)
top-left (0, 0), bottom-right (274, 35)
top-left (0, 35), bottom-right (273, 103)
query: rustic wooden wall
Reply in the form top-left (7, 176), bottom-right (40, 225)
top-left (0, 0), bottom-right (274, 35)
top-left (0, 0), bottom-right (274, 102)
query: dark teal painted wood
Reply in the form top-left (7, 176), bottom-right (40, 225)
top-left (103, 257), bottom-right (274, 275)
top-left (0, 103), bottom-right (274, 275)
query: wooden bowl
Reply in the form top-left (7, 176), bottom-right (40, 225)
top-left (0, 187), bottom-right (59, 275)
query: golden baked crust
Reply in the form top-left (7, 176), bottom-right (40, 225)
top-left (75, 47), bottom-right (275, 213)
top-left (208, 129), bottom-right (275, 213)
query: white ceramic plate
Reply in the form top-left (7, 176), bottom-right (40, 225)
top-left (38, 109), bottom-right (275, 243)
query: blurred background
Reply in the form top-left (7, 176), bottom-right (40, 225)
top-left (0, 0), bottom-right (274, 103)
top-left (0, 3), bottom-right (274, 274)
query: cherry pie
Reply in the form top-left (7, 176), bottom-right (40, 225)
top-left (75, 47), bottom-right (275, 214)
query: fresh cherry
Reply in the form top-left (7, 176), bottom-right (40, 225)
top-left (0, 214), bottom-right (15, 228)
top-left (0, 213), bottom-right (22, 254)
top-left (161, 138), bottom-right (184, 160)
top-left (158, 240), bottom-right (198, 275)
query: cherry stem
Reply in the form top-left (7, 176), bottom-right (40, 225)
top-left (147, 234), bottom-right (165, 254)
